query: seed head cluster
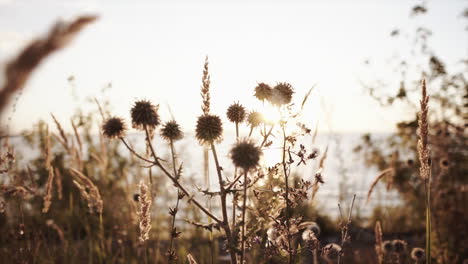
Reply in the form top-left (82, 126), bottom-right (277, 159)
top-left (161, 120), bottom-right (183, 141)
top-left (102, 117), bottom-right (126, 139)
top-left (130, 100), bottom-right (160, 130)
top-left (230, 140), bottom-right (262, 171)
top-left (226, 102), bottom-right (246, 123)
top-left (195, 114), bottom-right (223, 144)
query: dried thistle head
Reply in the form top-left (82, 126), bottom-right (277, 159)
top-left (382, 240), bottom-right (394, 254)
top-left (195, 114), bottom-right (223, 144)
top-left (230, 139), bottom-right (262, 171)
top-left (254, 82), bottom-right (272, 102)
top-left (323, 243), bottom-right (342, 261)
top-left (247, 111), bottom-right (264, 128)
top-left (226, 102), bottom-right (246, 123)
top-left (392, 239), bottom-right (407, 254)
top-left (161, 120), bottom-right (183, 141)
top-left (130, 100), bottom-right (160, 130)
top-left (411, 247), bottom-right (425, 261)
top-left (269, 82), bottom-right (294, 106)
top-left (301, 229), bottom-right (317, 243)
top-left (102, 117), bottom-right (126, 139)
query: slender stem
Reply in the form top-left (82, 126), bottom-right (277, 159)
top-left (338, 194), bottom-right (356, 264)
top-left (210, 143), bottom-right (237, 264)
top-left (233, 122), bottom-right (239, 230)
top-left (240, 170), bottom-right (248, 264)
top-left (120, 138), bottom-right (155, 164)
top-left (281, 125), bottom-right (293, 264)
top-left (259, 124), bottom-right (275, 149)
top-left (167, 140), bottom-right (181, 263)
top-left (125, 133), bottom-right (222, 223)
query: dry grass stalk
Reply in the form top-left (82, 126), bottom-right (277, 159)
top-left (42, 166), bottom-right (55, 213)
top-left (366, 168), bottom-right (395, 203)
top-left (418, 79), bottom-right (430, 180)
top-left (0, 16), bottom-right (97, 117)
top-left (70, 168), bottom-right (103, 214)
top-left (70, 119), bottom-right (83, 153)
top-left (51, 114), bottom-right (69, 151)
top-left (54, 167), bottom-right (63, 200)
top-left (375, 221), bottom-right (383, 264)
top-left (138, 180), bottom-right (152, 244)
top-left (44, 126), bottom-right (52, 171)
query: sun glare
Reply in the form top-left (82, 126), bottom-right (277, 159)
top-left (261, 104), bottom-right (282, 124)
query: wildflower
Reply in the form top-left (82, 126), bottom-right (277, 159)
top-left (102, 117), bottom-right (126, 139)
top-left (247, 111), bottom-right (264, 128)
top-left (226, 102), bottom-right (246, 123)
top-left (195, 114), bottom-right (223, 144)
top-left (230, 140), bottom-right (262, 171)
top-left (130, 100), bottom-right (160, 130)
top-left (161, 120), bottom-right (183, 141)
top-left (411, 247), bottom-right (425, 261)
top-left (323, 243), bottom-right (342, 261)
top-left (392, 239), bottom-right (407, 254)
top-left (382, 240), bottom-right (393, 254)
top-left (254, 82), bottom-right (272, 102)
top-left (269, 82), bottom-right (294, 106)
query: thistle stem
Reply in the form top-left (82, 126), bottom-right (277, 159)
top-left (240, 170), bottom-right (248, 264)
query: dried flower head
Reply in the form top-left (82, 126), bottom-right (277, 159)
top-left (304, 222), bottom-right (321, 236)
top-left (392, 239), bottom-right (407, 254)
top-left (323, 243), bottom-right (342, 261)
top-left (411, 247), bottom-right (425, 261)
top-left (301, 229), bottom-right (316, 242)
top-left (195, 114), bottom-right (223, 144)
top-left (269, 82), bottom-right (294, 106)
top-left (102, 117), bottom-right (126, 139)
top-left (130, 100), bottom-right (160, 130)
top-left (226, 102), bottom-right (246, 123)
top-left (247, 111), bottom-right (264, 127)
top-left (439, 158), bottom-right (449, 169)
top-left (254, 82), bottom-right (272, 102)
top-left (382, 240), bottom-right (394, 254)
top-left (161, 120), bottom-right (183, 141)
top-left (266, 227), bottom-right (278, 243)
top-left (230, 140), bottom-right (262, 171)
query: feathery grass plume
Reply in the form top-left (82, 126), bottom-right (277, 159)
top-left (54, 167), bottom-right (63, 200)
top-left (254, 82), bottom-right (272, 102)
top-left (417, 79), bottom-right (431, 264)
top-left (200, 56), bottom-right (211, 115)
top-left (411, 248), bottom-right (425, 261)
top-left (44, 125), bottom-right (52, 171)
top-left (366, 168), bottom-right (395, 203)
top-left (382, 240), bottom-right (394, 255)
top-left (323, 243), bottom-right (342, 262)
top-left (418, 79), bottom-right (430, 180)
top-left (375, 221), bottom-right (383, 264)
top-left (51, 114), bottom-right (69, 150)
top-left (130, 100), bottom-right (160, 130)
top-left (161, 120), bottom-right (183, 141)
top-left (226, 102), bottom-right (246, 123)
top-left (0, 16), bottom-right (97, 117)
top-left (269, 82), bottom-right (294, 106)
top-left (138, 180), bottom-right (152, 243)
top-left (70, 168), bottom-right (103, 214)
top-left (247, 111), bottom-right (264, 128)
top-left (42, 166), bottom-right (55, 213)
top-left (102, 116), bottom-right (126, 139)
top-left (230, 139), bottom-right (262, 171)
top-left (195, 114), bottom-right (223, 144)
top-left (392, 239), bottom-right (407, 254)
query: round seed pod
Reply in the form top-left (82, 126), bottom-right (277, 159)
top-left (382, 240), bottom-right (394, 254)
top-left (254, 82), bottom-right (272, 102)
top-left (392, 239), bottom-right (407, 254)
top-left (195, 114), bottom-right (223, 144)
top-left (269, 82), bottom-right (294, 106)
top-left (247, 111), bottom-right (264, 128)
top-left (226, 102), bottom-right (246, 123)
top-left (161, 120), bottom-right (183, 141)
top-left (102, 117), bottom-right (126, 139)
top-left (130, 100), bottom-right (160, 130)
top-left (230, 140), bottom-right (262, 171)
top-left (410, 247), bottom-right (425, 261)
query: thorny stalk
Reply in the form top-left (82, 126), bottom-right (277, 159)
top-left (240, 170), bottom-right (248, 264)
top-left (281, 124), bottom-right (294, 264)
top-left (167, 139), bottom-right (182, 262)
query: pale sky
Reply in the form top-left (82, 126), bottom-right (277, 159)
top-left (0, 0), bottom-right (466, 134)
